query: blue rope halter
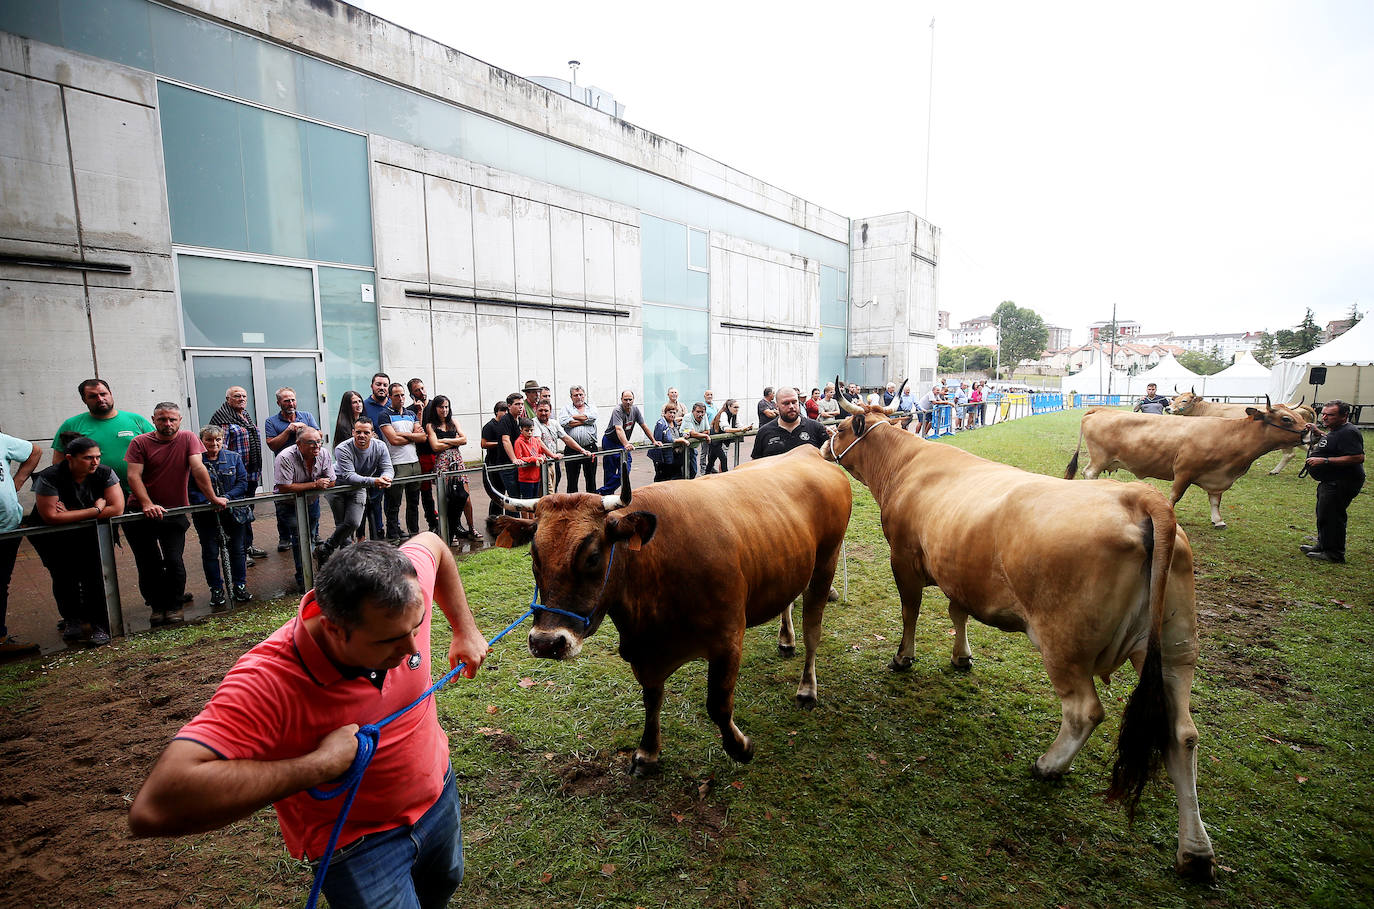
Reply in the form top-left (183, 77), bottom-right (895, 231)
top-left (304, 606), bottom-right (534, 909)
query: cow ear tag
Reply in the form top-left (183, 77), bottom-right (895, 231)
top-left (494, 529), bottom-right (515, 548)
top-left (626, 534), bottom-right (643, 551)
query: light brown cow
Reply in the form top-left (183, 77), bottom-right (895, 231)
top-left (488, 447), bottom-right (852, 773)
top-left (1167, 390), bottom-right (1315, 475)
top-left (825, 393), bottom-right (1215, 879)
top-left (1067, 402), bottom-right (1309, 526)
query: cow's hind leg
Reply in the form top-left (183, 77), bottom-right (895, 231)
top-left (631, 682), bottom-right (665, 776)
top-left (794, 567), bottom-right (835, 708)
top-left (889, 557), bottom-right (926, 671)
top-left (949, 603), bottom-right (973, 671)
top-left (1156, 624), bottom-right (1216, 878)
top-left (777, 603), bottom-right (796, 658)
top-left (706, 649), bottom-right (754, 763)
top-left (1031, 661), bottom-right (1104, 779)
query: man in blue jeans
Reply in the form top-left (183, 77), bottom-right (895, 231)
top-left (129, 535), bottom-right (489, 908)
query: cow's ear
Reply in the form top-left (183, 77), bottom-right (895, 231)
top-left (488, 515), bottom-right (536, 548)
top-left (852, 413), bottom-right (867, 437)
top-left (1244, 407), bottom-right (1262, 420)
top-left (607, 511), bottom-right (657, 551)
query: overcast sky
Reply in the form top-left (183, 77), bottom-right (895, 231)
top-left (354, 0), bottom-right (1371, 346)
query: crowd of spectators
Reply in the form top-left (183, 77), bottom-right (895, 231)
top-left (1, 373), bottom-right (936, 654)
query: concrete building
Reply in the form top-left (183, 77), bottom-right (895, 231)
top-left (1135, 331), bottom-right (1260, 360)
top-left (1088, 319), bottom-right (1141, 341)
top-left (0, 0), bottom-right (938, 473)
top-left (1046, 325), bottom-right (1072, 351)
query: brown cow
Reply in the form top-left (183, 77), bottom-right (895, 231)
top-left (1067, 400), bottom-right (1309, 526)
top-left (825, 391), bottom-right (1215, 879)
top-left (487, 446), bottom-right (852, 773)
top-left (1167, 390), bottom-right (1315, 475)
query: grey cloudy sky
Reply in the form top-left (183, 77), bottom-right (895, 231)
top-left (354, 0), bottom-right (1372, 346)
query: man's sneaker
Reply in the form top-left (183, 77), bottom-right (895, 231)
top-left (163, 609), bottom-right (185, 624)
top-left (1306, 550), bottom-right (1346, 563)
top-left (233, 585), bottom-right (253, 603)
top-left (247, 546), bottom-right (268, 559)
top-left (277, 541), bottom-right (293, 552)
top-left (86, 629), bottom-right (111, 647)
top-left (0, 635), bottom-right (40, 656)
top-left (1299, 544), bottom-right (1319, 554)
top-left (209, 588), bottom-right (228, 611)
top-left (148, 611), bottom-right (168, 628)
top-left (58, 620), bottom-right (84, 642)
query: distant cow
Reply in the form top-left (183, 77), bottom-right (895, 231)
top-left (1066, 400), bottom-right (1309, 526)
top-left (488, 447), bottom-right (852, 773)
top-left (825, 391), bottom-right (1215, 879)
top-left (1167, 390), bottom-right (1315, 474)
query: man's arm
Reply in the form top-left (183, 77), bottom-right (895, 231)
top-left (379, 421), bottom-right (406, 446)
top-left (501, 432), bottom-right (518, 462)
top-left (13, 445), bottom-right (41, 489)
top-left (127, 730), bottom-right (360, 837)
top-left (413, 533), bottom-right (488, 676)
top-left (125, 461), bottom-right (163, 519)
top-left (265, 421), bottom-right (298, 453)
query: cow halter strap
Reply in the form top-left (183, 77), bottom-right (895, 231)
top-left (530, 542), bottom-right (619, 630)
top-left (827, 426), bottom-right (868, 464)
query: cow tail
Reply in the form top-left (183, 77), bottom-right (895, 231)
top-left (1106, 499), bottom-right (1175, 819)
top-left (1064, 423), bottom-right (1085, 479)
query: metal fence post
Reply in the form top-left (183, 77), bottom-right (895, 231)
top-left (295, 491), bottom-right (313, 591)
top-left (97, 520), bottom-right (124, 638)
top-left (434, 467), bottom-right (449, 543)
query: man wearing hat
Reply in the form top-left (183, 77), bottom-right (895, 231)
top-left (521, 380), bottom-right (541, 421)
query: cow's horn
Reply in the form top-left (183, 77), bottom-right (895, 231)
top-left (1174, 384), bottom-right (1180, 393)
top-left (601, 466), bottom-right (632, 511)
top-left (1264, 393), bottom-right (1272, 409)
top-left (1295, 394), bottom-right (1305, 407)
top-left (482, 464), bottom-right (539, 512)
top-left (883, 377), bottom-right (907, 414)
top-left (836, 375), bottom-right (863, 414)
top-left (1190, 385), bottom-right (1196, 395)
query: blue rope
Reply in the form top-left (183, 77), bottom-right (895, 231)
top-left (304, 606), bottom-right (533, 909)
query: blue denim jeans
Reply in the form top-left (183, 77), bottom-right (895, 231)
top-left (319, 767), bottom-right (463, 909)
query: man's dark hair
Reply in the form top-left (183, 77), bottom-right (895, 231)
top-left (372, 372), bottom-right (390, 383)
top-left (388, 382), bottom-right (405, 395)
top-left (493, 401), bottom-right (508, 415)
top-left (407, 378), bottom-right (423, 394)
top-left (64, 435), bottom-right (99, 457)
top-left (314, 541), bottom-right (419, 631)
top-left (506, 392), bottom-right (525, 407)
top-left (1325, 400), bottom-right (1352, 418)
top-left (353, 416), bottom-right (374, 429)
top-left (763, 386), bottom-right (774, 397)
top-left (78, 378), bottom-right (110, 397)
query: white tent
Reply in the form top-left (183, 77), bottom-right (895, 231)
top-left (1134, 353), bottom-right (1203, 392)
top-left (1060, 368), bottom-right (1131, 396)
top-left (1204, 351), bottom-right (1271, 399)
top-left (1270, 318), bottom-right (1374, 406)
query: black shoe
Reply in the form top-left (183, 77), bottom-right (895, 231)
top-left (247, 546), bottom-right (268, 560)
top-left (233, 585), bottom-right (253, 603)
top-left (209, 588), bottom-right (228, 610)
top-left (277, 542), bottom-right (293, 552)
top-left (1306, 550), bottom-right (1345, 563)
top-left (58, 620), bottom-right (84, 642)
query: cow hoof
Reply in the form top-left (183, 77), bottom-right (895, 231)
top-left (630, 753), bottom-right (661, 778)
top-left (1029, 759), bottom-right (1063, 781)
top-left (777, 644), bottom-right (796, 658)
top-left (1211, 521), bottom-right (1227, 529)
top-left (795, 692), bottom-right (818, 710)
top-left (1176, 852), bottom-right (1217, 882)
top-left (951, 656), bottom-right (973, 672)
top-left (888, 656), bottom-right (914, 672)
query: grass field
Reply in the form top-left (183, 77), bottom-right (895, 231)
top-left (3, 409), bottom-right (1370, 908)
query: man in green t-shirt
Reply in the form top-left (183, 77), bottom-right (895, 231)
top-left (52, 379), bottom-right (154, 492)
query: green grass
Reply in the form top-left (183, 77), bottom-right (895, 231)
top-left (5, 409), bottom-right (1371, 908)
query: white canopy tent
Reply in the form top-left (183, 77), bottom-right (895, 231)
top-left (1204, 351), bottom-right (1271, 399)
top-left (1061, 368), bottom-right (1132, 396)
top-left (1270, 318), bottom-right (1374, 407)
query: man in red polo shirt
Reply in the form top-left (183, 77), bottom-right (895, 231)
top-left (128, 534), bottom-right (488, 909)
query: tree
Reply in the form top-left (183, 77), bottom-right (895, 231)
top-left (1275, 308), bottom-right (1322, 359)
top-left (992, 301), bottom-right (1049, 377)
top-left (1178, 345), bottom-right (1228, 376)
top-left (937, 344), bottom-right (994, 375)
top-left (1253, 331), bottom-right (1277, 367)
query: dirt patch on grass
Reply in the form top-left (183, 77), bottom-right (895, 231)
top-left (0, 635), bottom-right (309, 908)
top-left (1195, 579), bottom-right (1312, 701)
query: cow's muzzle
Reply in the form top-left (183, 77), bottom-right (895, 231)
top-left (529, 626), bottom-right (583, 660)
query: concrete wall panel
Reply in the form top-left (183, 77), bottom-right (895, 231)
top-left (379, 305), bottom-right (433, 386)
top-left (0, 281), bottom-right (94, 441)
top-left (474, 313), bottom-right (518, 410)
top-left (0, 73), bottom-right (78, 246)
top-left (87, 287), bottom-right (182, 408)
top-left (373, 164), bottom-right (428, 282)
top-left (515, 314), bottom-right (555, 390)
top-left (512, 197), bottom-right (552, 299)
top-left (551, 318), bottom-right (588, 404)
top-left (472, 188), bottom-right (515, 295)
top-left (582, 215), bottom-right (614, 304)
top-left (425, 177), bottom-right (474, 289)
top-left (64, 89), bottom-right (169, 253)
top-left (611, 221), bottom-right (640, 311)
top-left (430, 307), bottom-right (480, 454)
top-left (615, 326), bottom-right (643, 400)
top-left (585, 320), bottom-right (618, 407)
top-left (549, 207), bottom-right (583, 302)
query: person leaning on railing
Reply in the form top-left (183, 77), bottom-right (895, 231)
top-left (707, 399), bottom-right (752, 473)
top-left (0, 425), bottom-right (43, 657)
top-left (27, 434), bottom-right (124, 647)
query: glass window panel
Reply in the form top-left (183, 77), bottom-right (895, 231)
top-left (819, 328), bottom-right (847, 388)
top-left (661, 219), bottom-right (687, 306)
top-left (300, 55), bottom-right (367, 132)
top-left (318, 266), bottom-right (380, 419)
top-left (686, 270), bottom-right (708, 309)
top-left (0, 0), bottom-right (64, 46)
top-left (60, 0), bottom-right (152, 70)
top-left (409, 96), bottom-right (463, 159)
top-left (233, 32), bottom-right (300, 112)
top-left (637, 172), bottom-right (664, 215)
top-left (264, 355), bottom-right (322, 427)
top-left (458, 113), bottom-right (508, 169)
top-left (364, 80), bottom-right (423, 142)
top-left (179, 255), bottom-right (318, 349)
top-left (639, 216), bottom-right (667, 304)
top-left (303, 123), bottom-right (373, 266)
top-left (545, 142), bottom-right (581, 196)
top-left (820, 266), bottom-right (847, 327)
top-left (239, 105), bottom-right (308, 259)
top-left (658, 181), bottom-right (688, 223)
top-left (504, 128), bottom-right (548, 184)
top-left (642, 304), bottom-right (709, 411)
top-left (190, 355), bottom-right (254, 433)
top-left (150, 3), bottom-right (234, 95)
top-left (158, 83), bottom-right (248, 251)
top-left (688, 229), bottom-right (708, 270)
